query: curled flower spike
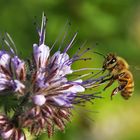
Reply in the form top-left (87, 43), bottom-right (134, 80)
top-left (0, 115), bottom-right (26, 140)
top-left (0, 13), bottom-right (108, 139)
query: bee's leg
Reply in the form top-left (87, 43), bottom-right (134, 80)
top-left (111, 87), bottom-right (119, 100)
top-left (111, 84), bottom-right (126, 100)
top-left (103, 79), bottom-right (115, 91)
top-left (100, 75), bottom-right (113, 84)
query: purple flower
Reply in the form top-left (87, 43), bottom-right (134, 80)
top-left (0, 50), bottom-right (26, 94)
top-left (0, 13), bottom-right (107, 139)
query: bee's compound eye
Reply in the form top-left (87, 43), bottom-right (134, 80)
top-left (113, 59), bottom-right (116, 62)
top-left (110, 58), bottom-right (116, 64)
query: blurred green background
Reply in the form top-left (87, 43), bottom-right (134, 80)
top-left (0, 0), bottom-right (140, 140)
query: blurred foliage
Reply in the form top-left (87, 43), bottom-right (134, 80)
top-left (0, 0), bottom-right (140, 140)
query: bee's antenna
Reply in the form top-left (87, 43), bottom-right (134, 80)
top-left (93, 51), bottom-right (106, 59)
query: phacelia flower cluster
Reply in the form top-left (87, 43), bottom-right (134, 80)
top-left (0, 13), bottom-right (107, 140)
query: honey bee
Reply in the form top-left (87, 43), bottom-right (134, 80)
top-left (101, 53), bottom-right (134, 100)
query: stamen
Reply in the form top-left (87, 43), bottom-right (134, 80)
top-left (85, 82), bottom-right (107, 89)
top-left (67, 74), bottom-right (81, 77)
top-left (82, 74), bottom-right (109, 87)
top-left (58, 21), bottom-right (71, 51)
top-left (83, 71), bottom-right (109, 87)
top-left (50, 20), bottom-right (71, 51)
top-left (5, 33), bottom-right (17, 55)
top-left (72, 41), bottom-right (87, 58)
top-left (72, 72), bottom-right (94, 81)
top-left (63, 32), bottom-right (78, 53)
top-left (87, 70), bottom-right (103, 80)
top-left (67, 57), bottom-right (92, 65)
top-left (58, 32), bottom-right (77, 69)
top-left (72, 57), bottom-right (92, 62)
top-left (4, 39), bottom-right (15, 55)
top-left (73, 68), bottom-right (103, 73)
top-left (39, 12), bottom-right (47, 45)
top-left (67, 47), bottom-right (91, 66)
top-left (72, 92), bottom-right (102, 104)
top-left (77, 47), bottom-right (91, 58)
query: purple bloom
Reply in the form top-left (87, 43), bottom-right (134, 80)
top-left (0, 13), bottom-right (107, 139)
top-left (0, 50), bottom-right (26, 94)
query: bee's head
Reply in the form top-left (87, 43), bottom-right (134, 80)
top-left (103, 53), bottom-right (117, 71)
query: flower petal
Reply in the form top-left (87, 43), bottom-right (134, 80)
top-left (11, 80), bottom-right (25, 94)
top-left (1, 129), bottom-right (14, 139)
top-left (48, 51), bottom-right (73, 80)
top-left (32, 95), bottom-right (46, 106)
top-left (11, 56), bottom-right (26, 81)
top-left (0, 73), bottom-right (11, 92)
top-left (33, 43), bottom-right (50, 68)
top-left (59, 84), bottom-right (85, 93)
top-left (49, 92), bottom-right (76, 107)
top-left (0, 51), bottom-right (11, 74)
